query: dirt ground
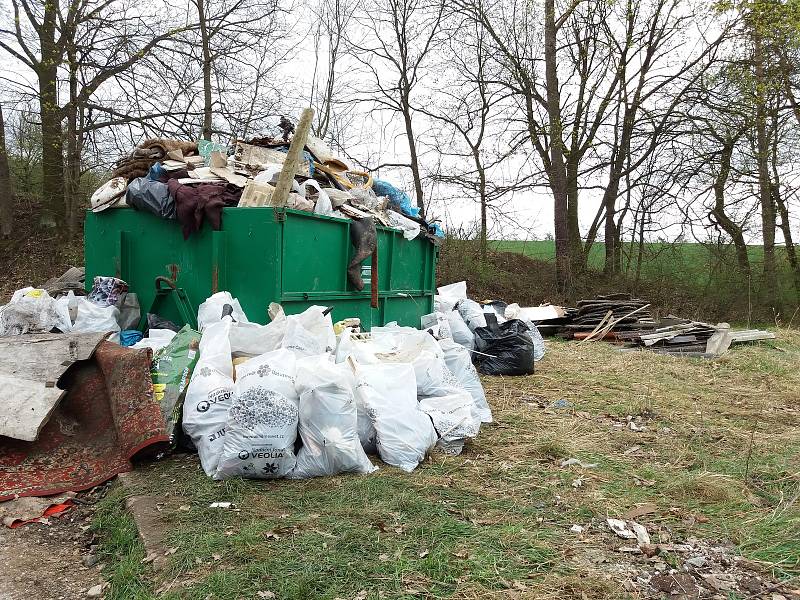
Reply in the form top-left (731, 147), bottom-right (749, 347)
top-left (0, 490), bottom-right (107, 600)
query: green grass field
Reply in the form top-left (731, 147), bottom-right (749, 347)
top-left (93, 333), bottom-right (800, 599)
top-left (490, 240), bottom-right (799, 314)
top-left (490, 240), bottom-right (779, 283)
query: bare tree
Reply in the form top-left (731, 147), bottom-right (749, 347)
top-left (184, 0), bottom-right (285, 141)
top-left (309, 0), bottom-right (356, 139)
top-left (0, 105), bottom-right (12, 238)
top-left (0, 0), bottom-right (190, 227)
top-left (347, 0), bottom-right (445, 215)
top-left (420, 17), bottom-right (528, 259)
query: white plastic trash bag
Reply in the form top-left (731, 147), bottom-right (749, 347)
top-left (334, 326), bottom-right (392, 366)
top-left (439, 338), bottom-right (492, 423)
top-left (351, 361), bottom-right (437, 472)
top-left (457, 299), bottom-right (487, 331)
top-left (131, 328), bottom-right (177, 353)
top-left (371, 329), bottom-right (460, 398)
top-left (437, 281), bottom-right (467, 306)
top-left (434, 295), bottom-right (453, 313)
top-left (72, 297), bottom-right (121, 335)
top-left (291, 355), bottom-right (376, 478)
top-left (0, 288), bottom-right (73, 336)
top-left (446, 310), bottom-right (474, 350)
top-left (419, 392), bottom-right (480, 443)
top-left (281, 306), bottom-right (336, 357)
top-left (527, 322), bottom-right (546, 361)
top-left (197, 291), bottom-right (249, 331)
top-left (53, 291), bottom-right (74, 333)
top-left (229, 318), bottom-right (287, 357)
top-left (214, 348), bottom-right (299, 480)
top-left (421, 312), bottom-right (452, 340)
top-left (299, 180), bottom-right (335, 217)
top-left (387, 209), bottom-right (421, 240)
top-left (182, 319), bottom-right (235, 476)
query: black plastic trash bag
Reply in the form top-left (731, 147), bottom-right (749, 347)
top-left (473, 314), bottom-right (535, 376)
top-left (126, 177), bottom-right (176, 219)
top-left (147, 313), bottom-right (181, 333)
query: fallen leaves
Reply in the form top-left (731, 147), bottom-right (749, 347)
top-left (622, 503), bottom-right (657, 520)
top-left (374, 520), bottom-right (404, 534)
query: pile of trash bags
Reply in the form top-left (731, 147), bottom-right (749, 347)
top-left (421, 281), bottom-right (546, 376)
top-left (164, 291), bottom-right (493, 481)
top-left (0, 276), bottom-right (139, 341)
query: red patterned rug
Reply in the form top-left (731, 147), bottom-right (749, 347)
top-left (0, 341), bottom-right (170, 501)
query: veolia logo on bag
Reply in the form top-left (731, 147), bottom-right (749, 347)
top-left (239, 449), bottom-right (285, 460)
top-left (197, 387), bottom-right (233, 412)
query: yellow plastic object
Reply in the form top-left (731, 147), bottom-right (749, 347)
top-left (333, 318), bottom-right (361, 335)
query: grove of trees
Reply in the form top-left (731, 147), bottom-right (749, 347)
top-left (1, 0), bottom-right (799, 310)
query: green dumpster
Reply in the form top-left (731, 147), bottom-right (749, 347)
top-left (84, 208), bottom-right (437, 329)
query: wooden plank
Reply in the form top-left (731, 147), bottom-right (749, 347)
top-left (271, 108), bottom-right (315, 210)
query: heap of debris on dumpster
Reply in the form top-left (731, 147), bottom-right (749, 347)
top-left (89, 108), bottom-right (443, 248)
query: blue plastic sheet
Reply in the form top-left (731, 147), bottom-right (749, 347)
top-left (120, 329), bottom-right (144, 347)
top-left (372, 179), bottom-right (420, 218)
top-left (147, 162), bottom-right (166, 181)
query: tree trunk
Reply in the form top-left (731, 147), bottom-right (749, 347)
top-left (602, 188), bottom-right (618, 276)
top-left (64, 53), bottom-right (80, 239)
top-left (0, 105), bottom-right (13, 238)
top-left (197, 0), bottom-right (213, 141)
top-left (544, 0), bottom-right (570, 292)
top-left (773, 184), bottom-right (800, 305)
top-left (566, 159), bottom-right (584, 274)
top-left (37, 0), bottom-right (64, 228)
top-left (753, 32), bottom-right (777, 307)
top-left (710, 139), bottom-right (750, 276)
top-left (771, 117), bottom-right (800, 304)
top-left (478, 162), bottom-right (487, 262)
top-left (401, 101), bottom-right (425, 217)
top-left (635, 204), bottom-right (646, 289)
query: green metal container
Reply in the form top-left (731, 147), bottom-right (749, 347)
top-left (84, 208), bottom-right (437, 329)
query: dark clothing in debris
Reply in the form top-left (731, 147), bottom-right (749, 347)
top-left (157, 168), bottom-right (189, 184)
top-left (167, 180), bottom-right (242, 240)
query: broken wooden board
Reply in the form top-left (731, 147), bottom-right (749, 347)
top-left (729, 330), bottom-right (776, 343)
top-left (0, 333), bottom-right (107, 442)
